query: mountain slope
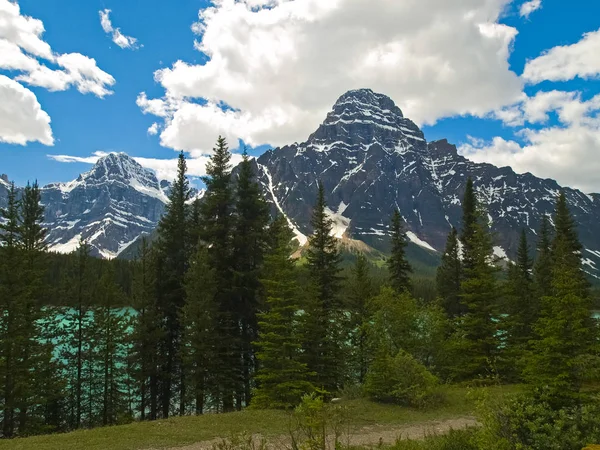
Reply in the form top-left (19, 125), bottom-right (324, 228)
top-left (40, 153), bottom-right (168, 258)
top-left (252, 89), bottom-right (600, 277)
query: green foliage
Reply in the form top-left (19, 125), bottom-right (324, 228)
top-left (533, 214), bottom-right (552, 299)
top-left (252, 217), bottom-right (314, 410)
top-left (524, 192), bottom-right (599, 405)
top-left (453, 184), bottom-right (500, 381)
top-left (289, 394), bottom-right (350, 450)
top-left (387, 209), bottom-right (412, 294)
top-left (500, 230), bottom-right (536, 381)
top-left (303, 182), bottom-right (344, 394)
top-left (364, 350), bottom-right (439, 407)
top-left (477, 393), bottom-right (600, 450)
top-left (436, 227), bottom-right (463, 318)
top-left (390, 428), bottom-right (478, 450)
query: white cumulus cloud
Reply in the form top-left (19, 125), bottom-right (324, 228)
top-left (523, 28), bottom-right (600, 83)
top-left (519, 0), bottom-right (541, 18)
top-left (0, 0), bottom-right (115, 146)
top-left (140, 0), bottom-right (523, 156)
top-left (99, 9), bottom-right (140, 50)
top-left (0, 75), bottom-right (53, 146)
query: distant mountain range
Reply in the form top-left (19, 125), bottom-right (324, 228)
top-left (3, 89), bottom-right (600, 277)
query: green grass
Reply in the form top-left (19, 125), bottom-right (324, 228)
top-left (0, 385), bottom-right (522, 450)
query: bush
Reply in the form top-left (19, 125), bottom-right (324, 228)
top-left (477, 393), bottom-right (600, 450)
top-left (364, 350), bottom-right (440, 407)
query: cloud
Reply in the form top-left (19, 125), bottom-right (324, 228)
top-left (0, 0), bottom-right (115, 145)
top-left (147, 122), bottom-right (159, 135)
top-left (99, 9), bottom-right (139, 50)
top-left (519, 0), bottom-right (541, 18)
top-left (140, 0), bottom-right (522, 155)
top-left (460, 91), bottom-right (600, 193)
top-left (523, 28), bottom-right (600, 83)
top-left (48, 150), bottom-right (245, 182)
top-left (0, 75), bottom-right (53, 146)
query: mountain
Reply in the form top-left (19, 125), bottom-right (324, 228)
top-left (3, 89), bottom-right (600, 276)
top-left (0, 153), bottom-right (169, 259)
top-left (251, 89), bottom-right (600, 277)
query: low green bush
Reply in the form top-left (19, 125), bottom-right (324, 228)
top-left (364, 350), bottom-right (440, 407)
top-left (477, 393), bottom-right (600, 450)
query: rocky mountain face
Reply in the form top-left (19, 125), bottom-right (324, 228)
top-left (252, 89), bottom-right (600, 277)
top-left (0, 153), bottom-right (169, 259)
top-left (3, 89), bottom-right (600, 276)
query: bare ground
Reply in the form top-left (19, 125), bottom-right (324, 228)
top-left (150, 416), bottom-right (478, 450)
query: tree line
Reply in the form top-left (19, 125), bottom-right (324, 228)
top-left (0, 138), bottom-right (597, 438)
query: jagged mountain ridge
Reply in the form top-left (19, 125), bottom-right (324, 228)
top-left (1, 153), bottom-right (169, 258)
top-left (251, 89), bottom-right (600, 277)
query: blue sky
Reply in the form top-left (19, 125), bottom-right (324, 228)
top-left (1, 0), bottom-right (600, 192)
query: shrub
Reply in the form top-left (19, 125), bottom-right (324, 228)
top-left (477, 393), bottom-right (600, 450)
top-left (364, 350), bottom-right (440, 407)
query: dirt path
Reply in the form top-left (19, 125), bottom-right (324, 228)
top-left (151, 416), bottom-right (477, 450)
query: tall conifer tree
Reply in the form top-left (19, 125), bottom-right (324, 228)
top-left (387, 209), bottom-right (412, 293)
top-left (303, 181), bottom-right (343, 393)
top-left (253, 216), bottom-right (313, 409)
top-left (155, 151), bottom-right (190, 417)
top-left (436, 227), bottom-right (463, 318)
top-left (200, 136), bottom-right (236, 412)
top-left (533, 214), bottom-right (553, 300)
top-left (0, 184), bottom-right (24, 437)
top-left (231, 151), bottom-right (270, 406)
top-left (525, 193), bottom-right (597, 405)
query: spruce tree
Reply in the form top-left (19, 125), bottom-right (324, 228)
top-left (387, 209), bottom-right (412, 293)
top-left (525, 193), bottom-right (597, 405)
top-left (303, 181), bottom-right (343, 393)
top-left (436, 227), bottom-right (463, 318)
top-left (0, 183), bottom-right (24, 437)
top-left (460, 178), bottom-right (478, 272)
top-left (231, 150), bottom-right (270, 406)
top-left (199, 136), bottom-right (236, 412)
top-left (155, 151), bottom-right (190, 417)
top-left (453, 181), bottom-right (500, 380)
top-left (347, 254), bottom-right (375, 383)
top-left (131, 239), bottom-right (161, 420)
top-left (253, 216), bottom-right (313, 409)
top-left (182, 246), bottom-right (217, 414)
top-left (17, 182), bottom-right (55, 434)
top-left (501, 230), bottom-right (535, 380)
top-left (93, 267), bottom-right (129, 426)
top-left (61, 240), bottom-right (94, 429)
top-left (533, 214), bottom-right (553, 300)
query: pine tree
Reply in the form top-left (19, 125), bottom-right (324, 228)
top-left (533, 214), bottom-right (553, 299)
top-left (155, 151), bottom-right (190, 417)
top-left (453, 181), bottom-right (500, 381)
top-left (0, 183), bottom-right (24, 437)
top-left (182, 246), bottom-right (217, 414)
top-left (231, 150), bottom-right (270, 407)
top-left (303, 181), bottom-right (343, 393)
top-left (17, 182), bottom-right (56, 434)
top-left (199, 136), bottom-right (236, 412)
top-left (387, 209), bottom-right (412, 293)
top-left (436, 227), bottom-right (463, 318)
top-left (130, 239), bottom-right (162, 421)
top-left (252, 216), bottom-right (313, 409)
top-left (501, 230), bottom-right (535, 380)
top-left (347, 254), bottom-right (375, 384)
top-left (525, 193), bottom-right (598, 405)
top-left (460, 178), bottom-right (478, 272)
top-left (61, 240), bottom-right (94, 429)
top-left (93, 267), bottom-right (129, 426)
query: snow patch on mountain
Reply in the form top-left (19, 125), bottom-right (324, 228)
top-left (406, 231), bottom-right (436, 252)
top-left (325, 207), bottom-right (351, 239)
